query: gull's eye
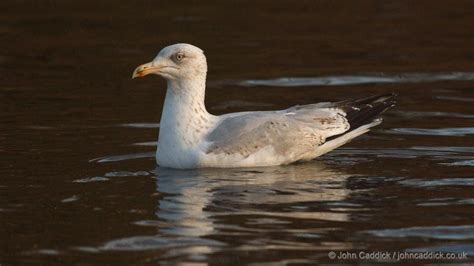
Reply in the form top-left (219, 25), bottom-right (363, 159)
top-left (174, 53), bottom-right (185, 62)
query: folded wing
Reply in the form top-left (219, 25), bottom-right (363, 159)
top-left (204, 107), bottom-right (350, 160)
top-left (204, 93), bottom-right (396, 162)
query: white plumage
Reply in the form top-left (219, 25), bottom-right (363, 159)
top-left (132, 43), bottom-right (395, 169)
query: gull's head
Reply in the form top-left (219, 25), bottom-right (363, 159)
top-left (132, 43), bottom-right (207, 81)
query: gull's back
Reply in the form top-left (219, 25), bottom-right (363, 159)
top-left (198, 93), bottom-right (396, 168)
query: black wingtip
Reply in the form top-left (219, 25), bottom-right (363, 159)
top-left (339, 93), bottom-right (397, 130)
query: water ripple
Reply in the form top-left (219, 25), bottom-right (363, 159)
top-left (399, 178), bottom-right (474, 188)
top-left (395, 110), bottom-right (474, 119)
top-left (118, 123), bottom-right (160, 128)
top-left (104, 171), bottom-right (150, 177)
top-left (73, 176), bottom-right (110, 183)
top-left (89, 152), bottom-right (155, 163)
top-left (386, 127), bottom-right (474, 136)
top-left (440, 160), bottom-right (474, 166)
top-left (328, 146), bottom-right (474, 161)
top-left (367, 225), bottom-right (474, 240)
top-left (101, 235), bottom-right (225, 251)
top-left (237, 72), bottom-right (474, 87)
top-left (61, 195), bottom-right (79, 203)
top-left (411, 146), bottom-right (474, 153)
top-left (132, 141), bottom-right (157, 146)
top-left (417, 198), bottom-right (474, 207)
top-left (435, 96), bottom-right (474, 102)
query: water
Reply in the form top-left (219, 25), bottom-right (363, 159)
top-left (1, 0), bottom-right (474, 264)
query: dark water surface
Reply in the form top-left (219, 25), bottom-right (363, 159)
top-left (1, 0), bottom-right (474, 264)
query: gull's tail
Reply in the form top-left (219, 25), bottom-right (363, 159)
top-left (314, 93), bottom-right (397, 157)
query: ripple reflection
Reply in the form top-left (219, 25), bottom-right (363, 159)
top-left (101, 162), bottom-right (353, 256)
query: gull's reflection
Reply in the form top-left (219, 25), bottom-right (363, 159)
top-left (101, 162), bottom-right (353, 258)
top-left (154, 167), bottom-right (216, 237)
top-left (153, 161), bottom-right (353, 238)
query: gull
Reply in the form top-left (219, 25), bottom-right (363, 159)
top-left (132, 43), bottom-right (395, 169)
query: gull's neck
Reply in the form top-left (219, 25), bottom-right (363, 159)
top-left (158, 77), bottom-right (214, 149)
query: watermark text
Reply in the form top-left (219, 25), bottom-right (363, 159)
top-left (328, 250), bottom-right (468, 261)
